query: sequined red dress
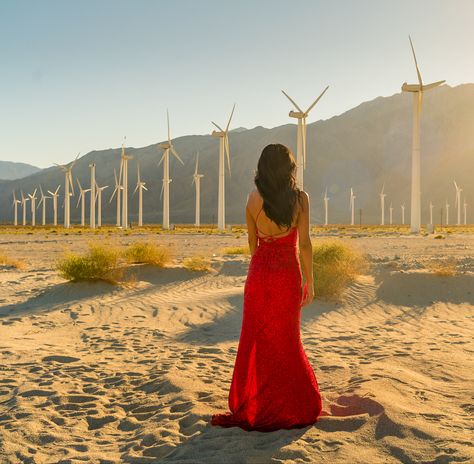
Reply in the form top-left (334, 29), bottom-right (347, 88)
top-left (210, 208), bottom-right (322, 431)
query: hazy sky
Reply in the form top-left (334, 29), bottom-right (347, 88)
top-left (1, 0), bottom-right (473, 167)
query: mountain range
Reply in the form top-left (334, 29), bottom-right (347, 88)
top-left (1, 83), bottom-right (473, 226)
top-left (0, 161), bottom-right (41, 181)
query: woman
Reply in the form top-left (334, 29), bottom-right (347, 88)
top-left (210, 143), bottom-right (322, 432)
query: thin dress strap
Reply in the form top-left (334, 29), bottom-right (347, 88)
top-left (256, 203), bottom-right (295, 239)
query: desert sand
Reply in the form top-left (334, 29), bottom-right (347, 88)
top-left (0, 230), bottom-right (473, 464)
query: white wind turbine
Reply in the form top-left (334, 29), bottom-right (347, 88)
top-left (28, 189), bottom-right (37, 226)
top-left (281, 86), bottom-right (329, 190)
top-left (454, 180), bottom-right (462, 225)
top-left (133, 163), bottom-right (147, 227)
top-left (464, 200), bottom-right (468, 225)
top-left (389, 202), bottom-right (394, 225)
top-left (110, 167), bottom-right (123, 227)
top-left (429, 201), bottom-right (434, 226)
top-left (402, 36), bottom-right (445, 233)
top-left (12, 191), bottom-right (20, 226)
top-left (55, 153), bottom-right (79, 228)
top-left (48, 186), bottom-right (61, 226)
top-left (380, 183), bottom-right (386, 226)
top-left (323, 188), bottom-right (329, 226)
top-left (158, 110), bottom-right (184, 230)
top-left (192, 152), bottom-right (204, 227)
top-left (76, 179), bottom-right (90, 227)
top-left (20, 191), bottom-right (29, 226)
top-left (38, 186), bottom-right (51, 226)
top-left (95, 181), bottom-right (108, 228)
top-left (211, 104), bottom-right (235, 231)
top-left (121, 138), bottom-right (132, 229)
top-left (90, 163), bottom-right (96, 229)
top-left (401, 204), bottom-right (406, 225)
top-left (349, 188), bottom-right (356, 226)
top-left (445, 200), bottom-right (450, 225)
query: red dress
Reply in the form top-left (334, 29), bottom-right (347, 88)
top-left (210, 208), bottom-right (322, 431)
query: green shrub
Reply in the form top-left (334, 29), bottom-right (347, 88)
top-left (123, 241), bottom-right (170, 266)
top-left (221, 246), bottom-right (250, 255)
top-left (183, 255), bottom-right (212, 272)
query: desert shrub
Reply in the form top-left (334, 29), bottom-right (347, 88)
top-left (0, 254), bottom-right (26, 270)
top-left (434, 234), bottom-right (445, 239)
top-left (221, 246), bottom-right (250, 255)
top-left (57, 243), bottom-right (122, 283)
top-left (426, 259), bottom-right (456, 276)
top-left (311, 241), bottom-right (368, 300)
top-left (183, 255), bottom-right (212, 272)
top-left (123, 241), bottom-right (170, 266)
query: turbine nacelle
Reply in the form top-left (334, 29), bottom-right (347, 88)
top-left (211, 130), bottom-right (226, 138)
top-left (288, 111), bottom-right (306, 119)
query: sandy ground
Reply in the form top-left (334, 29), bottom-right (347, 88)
top-left (0, 230), bottom-right (473, 464)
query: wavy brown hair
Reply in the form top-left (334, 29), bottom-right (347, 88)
top-left (254, 144), bottom-right (303, 229)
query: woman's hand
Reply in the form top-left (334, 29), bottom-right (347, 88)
top-left (301, 281), bottom-right (314, 307)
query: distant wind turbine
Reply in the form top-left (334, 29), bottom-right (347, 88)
top-left (445, 200), bottom-right (450, 225)
top-left (389, 202), bottom-right (393, 225)
top-left (380, 183), bottom-right (386, 226)
top-left (110, 167), bottom-right (123, 227)
top-left (12, 191), bottom-right (20, 226)
top-left (95, 182), bottom-right (108, 228)
top-left (90, 163), bottom-right (96, 229)
top-left (20, 191), bottom-right (29, 226)
top-left (429, 201), bottom-right (434, 226)
top-left (281, 86), bottom-right (329, 189)
top-left (76, 179), bottom-right (90, 227)
top-left (402, 35), bottom-right (445, 233)
top-left (133, 163), bottom-right (147, 227)
top-left (38, 186), bottom-right (51, 226)
top-left (47, 186), bottom-right (61, 226)
top-left (454, 180), bottom-right (462, 225)
top-left (55, 153), bottom-right (79, 228)
top-left (158, 110), bottom-right (184, 230)
top-left (211, 104), bottom-right (235, 231)
top-left (464, 200), bottom-right (468, 225)
top-left (349, 188), bottom-right (356, 226)
top-left (192, 152), bottom-right (204, 227)
top-left (121, 138), bottom-right (132, 229)
top-left (401, 204), bottom-right (406, 225)
top-left (323, 188), bottom-right (329, 226)
top-left (28, 189), bottom-right (37, 226)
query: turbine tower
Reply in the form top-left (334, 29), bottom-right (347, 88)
top-left (48, 186), bottom-right (61, 226)
top-left (76, 179), bottom-right (90, 227)
top-left (211, 104), bottom-right (235, 231)
top-left (133, 163), bottom-right (147, 227)
top-left (401, 204), bottom-right (406, 225)
top-left (389, 202), bottom-right (393, 225)
top-left (158, 110), bottom-right (184, 230)
top-left (380, 183), bottom-right (386, 226)
top-left (28, 189), bottom-right (37, 226)
top-left (38, 186), bottom-right (50, 226)
top-left (454, 180), bottom-right (462, 225)
top-left (20, 191), bottom-right (29, 226)
top-left (445, 200), bottom-right (450, 225)
top-left (95, 182), bottom-right (108, 228)
top-left (323, 188), bottom-right (329, 226)
top-left (429, 201), bottom-right (434, 226)
top-left (281, 86), bottom-right (329, 190)
top-left (192, 152), bottom-right (204, 227)
top-left (90, 163), bottom-right (96, 229)
top-left (464, 200), bottom-right (468, 225)
top-left (349, 188), bottom-right (356, 226)
top-left (110, 167), bottom-right (123, 227)
top-left (12, 191), bottom-right (20, 226)
top-left (55, 153), bottom-right (79, 228)
top-left (121, 138), bottom-right (132, 229)
top-left (402, 36), bottom-right (445, 233)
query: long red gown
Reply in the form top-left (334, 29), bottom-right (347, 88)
top-left (210, 212), bottom-right (323, 431)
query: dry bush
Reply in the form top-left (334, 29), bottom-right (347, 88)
top-left (183, 255), bottom-right (212, 272)
top-left (123, 241), bottom-right (170, 267)
top-left (57, 243), bottom-right (123, 283)
top-left (311, 240), bottom-right (368, 300)
top-left (426, 259), bottom-right (456, 276)
top-left (221, 246), bottom-right (250, 255)
top-left (0, 254), bottom-right (26, 270)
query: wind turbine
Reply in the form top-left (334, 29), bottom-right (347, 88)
top-left (158, 110), bottom-right (184, 230)
top-left (55, 153), bottom-right (79, 228)
top-left (323, 188), bottom-right (329, 226)
top-left (90, 163), bottom-right (96, 229)
top-left (76, 179), bottom-right (90, 227)
top-left (28, 189), bottom-right (37, 226)
top-left (349, 188), bottom-right (356, 226)
top-left (389, 202), bottom-right (394, 225)
top-left (12, 191), bottom-right (20, 226)
top-left (211, 104), bottom-right (235, 231)
top-left (454, 180), bottom-right (462, 225)
top-left (121, 138), bottom-right (132, 229)
top-left (445, 200), bottom-right (450, 225)
top-left (110, 167), bottom-right (123, 227)
top-left (429, 201), bottom-right (434, 226)
top-left (281, 86), bottom-right (329, 190)
top-left (192, 152), bottom-right (204, 227)
top-left (464, 200), bottom-right (468, 225)
top-left (133, 163), bottom-right (147, 227)
top-left (401, 204), bottom-right (406, 225)
top-left (402, 36), bottom-right (445, 233)
top-left (20, 191), bottom-right (29, 226)
top-left (95, 182), bottom-right (108, 228)
top-left (380, 183), bottom-right (386, 226)
top-left (47, 186), bottom-right (61, 226)
top-left (37, 186), bottom-right (51, 226)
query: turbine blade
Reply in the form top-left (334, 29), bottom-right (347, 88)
top-left (167, 109), bottom-right (171, 142)
top-left (225, 103), bottom-right (236, 132)
top-left (137, 163), bottom-right (141, 183)
top-left (160, 181), bottom-right (164, 200)
top-left (281, 90), bottom-right (303, 112)
top-left (302, 117), bottom-right (307, 169)
top-left (194, 152), bottom-right (199, 175)
top-left (422, 80), bottom-right (445, 91)
top-left (408, 35), bottom-right (423, 87)
top-left (158, 151), bottom-right (166, 166)
top-left (225, 135), bottom-right (231, 176)
top-left (171, 146), bottom-right (184, 165)
top-left (211, 121), bottom-right (224, 132)
top-left (305, 85), bottom-right (329, 114)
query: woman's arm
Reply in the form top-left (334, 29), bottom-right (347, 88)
top-left (246, 193), bottom-right (258, 256)
top-left (297, 191), bottom-right (314, 306)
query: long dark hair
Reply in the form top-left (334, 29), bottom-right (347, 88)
top-left (254, 144), bottom-right (303, 229)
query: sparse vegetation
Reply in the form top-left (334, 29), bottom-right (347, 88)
top-left (57, 243), bottom-right (123, 283)
top-left (427, 259), bottom-right (457, 276)
top-left (434, 234), bottom-right (445, 239)
top-left (183, 255), bottom-right (212, 272)
top-left (221, 246), bottom-right (250, 255)
top-left (311, 240), bottom-right (368, 300)
top-left (124, 241), bottom-right (170, 267)
top-left (0, 254), bottom-right (26, 270)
